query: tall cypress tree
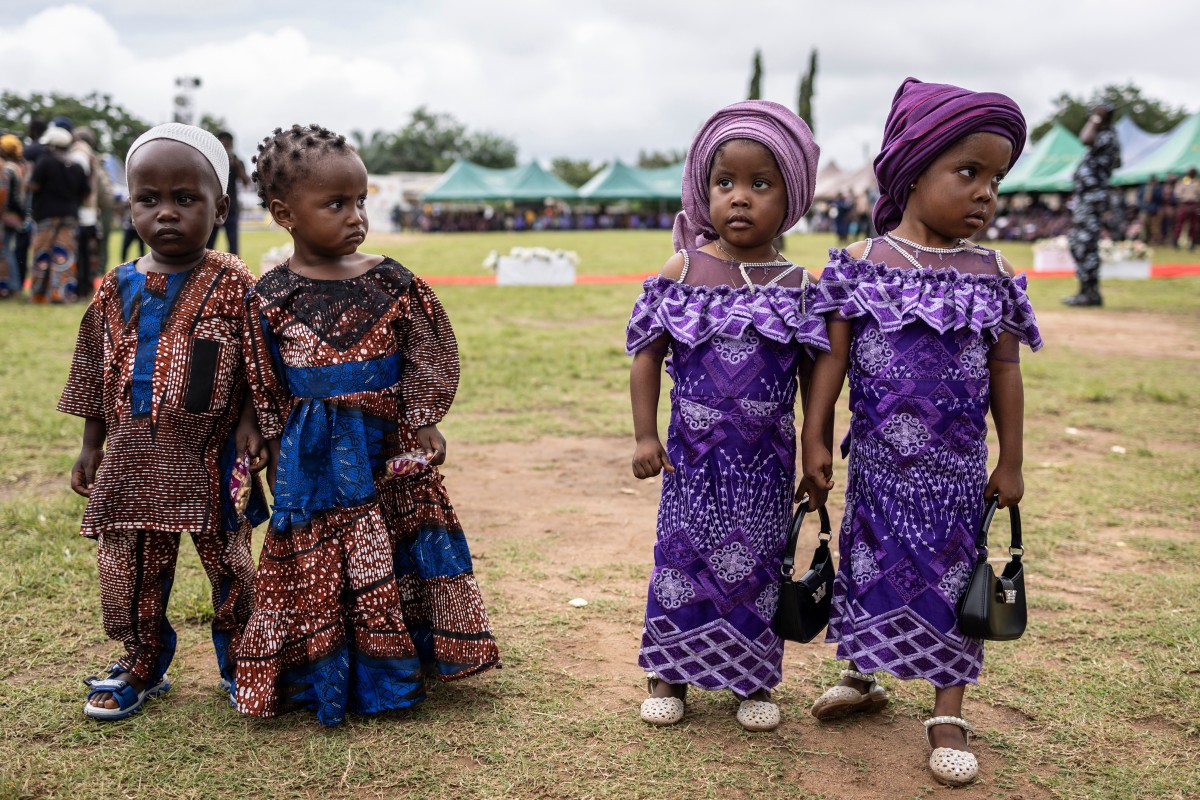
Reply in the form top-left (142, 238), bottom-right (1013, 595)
top-left (798, 48), bottom-right (818, 133)
top-left (748, 50), bottom-right (763, 100)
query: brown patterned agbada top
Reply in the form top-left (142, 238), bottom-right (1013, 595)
top-left (57, 251), bottom-right (258, 538)
top-left (245, 257), bottom-right (458, 442)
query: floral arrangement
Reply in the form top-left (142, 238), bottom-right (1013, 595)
top-left (1098, 239), bottom-right (1152, 264)
top-left (1033, 236), bottom-right (1152, 264)
top-left (260, 243), bottom-right (295, 272)
top-left (482, 247), bottom-right (580, 271)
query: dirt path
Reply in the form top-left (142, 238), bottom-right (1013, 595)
top-left (1034, 308), bottom-right (1200, 360)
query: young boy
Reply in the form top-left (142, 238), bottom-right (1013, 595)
top-left (58, 124), bottom-right (269, 720)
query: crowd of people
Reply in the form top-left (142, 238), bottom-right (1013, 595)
top-left (1134, 168), bottom-right (1200, 247)
top-left (1, 116), bottom-right (120, 302)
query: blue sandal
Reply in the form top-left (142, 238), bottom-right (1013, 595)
top-left (83, 668), bottom-right (171, 721)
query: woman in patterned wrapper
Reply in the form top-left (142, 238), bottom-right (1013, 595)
top-left (627, 101), bottom-right (828, 732)
top-left (800, 78), bottom-right (1042, 786)
top-left (235, 125), bottom-right (499, 726)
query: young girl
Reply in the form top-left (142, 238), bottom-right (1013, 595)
top-left (627, 101), bottom-right (827, 731)
top-left (800, 78), bottom-right (1042, 785)
top-left (59, 123), bottom-right (268, 720)
top-left (235, 125), bottom-right (499, 726)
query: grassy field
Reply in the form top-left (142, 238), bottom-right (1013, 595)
top-left (1, 230), bottom-right (1197, 799)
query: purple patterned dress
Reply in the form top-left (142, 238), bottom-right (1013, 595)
top-left (626, 250), bottom-right (829, 696)
top-left (812, 239), bottom-right (1042, 687)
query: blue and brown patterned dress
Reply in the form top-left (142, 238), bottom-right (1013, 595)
top-left (236, 258), bottom-right (499, 726)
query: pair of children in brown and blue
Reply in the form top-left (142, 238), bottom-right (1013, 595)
top-left (61, 123), bottom-right (497, 725)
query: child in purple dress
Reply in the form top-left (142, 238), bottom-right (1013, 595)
top-left (801, 78), bottom-right (1042, 785)
top-left (627, 101), bottom-right (827, 731)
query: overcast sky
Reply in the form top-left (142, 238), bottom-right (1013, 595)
top-left (3, 2), bottom-right (1198, 172)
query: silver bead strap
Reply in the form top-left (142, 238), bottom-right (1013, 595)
top-left (924, 715), bottom-right (974, 735)
top-left (841, 668), bottom-right (877, 684)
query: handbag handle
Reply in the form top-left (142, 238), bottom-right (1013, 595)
top-left (781, 499), bottom-right (832, 577)
top-left (975, 495), bottom-right (1023, 556)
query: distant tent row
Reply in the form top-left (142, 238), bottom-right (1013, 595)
top-left (422, 159), bottom-right (684, 203)
top-left (1000, 112), bottom-right (1200, 193)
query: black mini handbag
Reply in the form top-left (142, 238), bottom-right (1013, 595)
top-left (774, 501), bottom-right (834, 644)
top-left (957, 496), bottom-right (1027, 641)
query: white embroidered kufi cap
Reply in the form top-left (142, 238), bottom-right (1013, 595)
top-left (125, 123), bottom-right (229, 188)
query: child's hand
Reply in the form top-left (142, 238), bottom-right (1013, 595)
top-left (416, 425), bottom-right (447, 466)
top-left (70, 446), bottom-right (103, 497)
top-left (632, 437), bottom-right (674, 479)
top-left (985, 464), bottom-right (1024, 508)
top-left (799, 444), bottom-right (834, 510)
top-left (236, 422), bottom-right (270, 474)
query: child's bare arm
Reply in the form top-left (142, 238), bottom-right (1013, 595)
top-left (630, 344), bottom-right (674, 479)
top-left (70, 417), bottom-right (106, 497)
top-left (986, 340), bottom-right (1025, 508)
top-left (798, 318), bottom-right (850, 509)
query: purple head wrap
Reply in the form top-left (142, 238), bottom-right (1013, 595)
top-left (673, 100), bottom-right (820, 252)
top-left (872, 77), bottom-right (1027, 235)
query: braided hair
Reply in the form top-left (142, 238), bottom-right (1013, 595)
top-left (252, 123), bottom-right (355, 207)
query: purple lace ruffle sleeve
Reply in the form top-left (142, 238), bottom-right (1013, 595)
top-left (625, 275), bottom-right (831, 356)
top-left (811, 249), bottom-right (1043, 350)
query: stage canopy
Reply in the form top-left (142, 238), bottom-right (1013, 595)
top-left (579, 160), bottom-right (682, 201)
top-left (1111, 112), bottom-right (1200, 185)
top-left (999, 124), bottom-right (1085, 194)
top-left (423, 160), bottom-right (579, 202)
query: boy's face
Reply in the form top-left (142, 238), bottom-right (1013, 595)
top-left (127, 140), bottom-right (228, 266)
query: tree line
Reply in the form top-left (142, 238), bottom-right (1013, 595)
top-left (1, 76), bottom-right (1190, 189)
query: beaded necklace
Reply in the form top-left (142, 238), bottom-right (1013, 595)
top-left (714, 240), bottom-right (802, 291)
top-left (883, 233), bottom-right (971, 270)
top-left (882, 233), bottom-right (1008, 275)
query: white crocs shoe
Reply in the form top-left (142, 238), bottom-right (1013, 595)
top-left (811, 669), bottom-right (889, 721)
top-left (924, 715), bottom-right (978, 786)
top-left (736, 698), bottom-right (780, 731)
top-left (639, 674), bottom-right (686, 726)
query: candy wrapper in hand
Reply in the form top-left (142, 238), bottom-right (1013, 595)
top-left (385, 450), bottom-right (431, 479)
top-left (230, 450), bottom-right (252, 515)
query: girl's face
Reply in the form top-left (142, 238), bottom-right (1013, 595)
top-left (270, 151), bottom-right (369, 257)
top-left (905, 132), bottom-right (1013, 245)
top-left (708, 139), bottom-right (787, 255)
top-left (127, 140), bottom-right (228, 267)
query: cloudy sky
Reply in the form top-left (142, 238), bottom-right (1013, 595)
top-left (3, 1), bottom-right (1198, 172)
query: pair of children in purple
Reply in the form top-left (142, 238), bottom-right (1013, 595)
top-left (628, 79), bottom-right (1041, 787)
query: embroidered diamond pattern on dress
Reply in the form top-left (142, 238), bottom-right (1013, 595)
top-left (855, 326), bottom-right (895, 376)
top-left (652, 567), bottom-right (698, 610)
top-left (884, 558), bottom-right (926, 603)
top-left (882, 412), bottom-right (931, 456)
top-left (709, 541), bottom-right (756, 584)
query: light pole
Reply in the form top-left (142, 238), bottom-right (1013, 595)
top-left (173, 76), bottom-right (202, 125)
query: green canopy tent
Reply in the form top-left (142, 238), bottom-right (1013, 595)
top-left (999, 124), bottom-right (1085, 194)
top-left (504, 162), bottom-right (580, 201)
top-left (637, 162), bottom-right (684, 201)
top-left (422, 159), bottom-right (579, 202)
top-left (1111, 112), bottom-right (1200, 185)
top-left (578, 160), bottom-right (656, 200)
top-left (420, 160), bottom-right (495, 202)
top-left (578, 160), bottom-right (683, 201)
